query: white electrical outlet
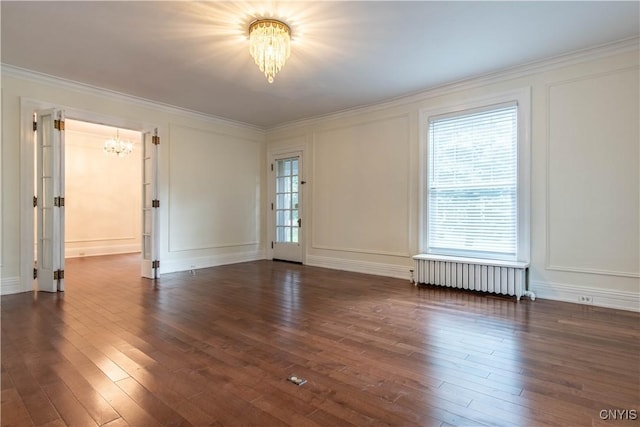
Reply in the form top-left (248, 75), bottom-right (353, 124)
top-left (579, 295), bottom-right (593, 304)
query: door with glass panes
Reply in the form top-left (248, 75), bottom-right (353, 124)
top-left (272, 154), bottom-right (302, 263)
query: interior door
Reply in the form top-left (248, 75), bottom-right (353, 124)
top-left (36, 109), bottom-right (65, 292)
top-left (141, 130), bottom-right (159, 278)
top-left (272, 154), bottom-right (303, 263)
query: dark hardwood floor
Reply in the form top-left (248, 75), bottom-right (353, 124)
top-left (2, 254), bottom-right (638, 426)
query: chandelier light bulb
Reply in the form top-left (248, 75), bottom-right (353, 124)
top-left (248, 19), bottom-right (291, 83)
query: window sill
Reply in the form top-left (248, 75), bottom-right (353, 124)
top-left (412, 254), bottom-right (529, 269)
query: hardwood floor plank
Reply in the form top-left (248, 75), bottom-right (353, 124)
top-left (2, 254), bottom-right (638, 427)
top-left (40, 381), bottom-right (98, 426)
top-left (50, 361), bottom-right (120, 426)
top-left (1, 388), bottom-right (35, 427)
top-left (115, 377), bottom-right (190, 426)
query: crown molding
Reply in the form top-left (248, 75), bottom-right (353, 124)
top-left (1, 64), bottom-right (266, 133)
top-left (269, 36), bottom-right (639, 133)
top-left (3, 36), bottom-right (637, 134)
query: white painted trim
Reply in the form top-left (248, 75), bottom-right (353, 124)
top-left (19, 97), bottom-right (161, 290)
top-left (159, 250), bottom-right (266, 275)
top-left (168, 242), bottom-right (260, 253)
top-left (1, 277), bottom-right (26, 295)
top-left (65, 245), bottom-right (141, 259)
top-left (306, 255), bottom-right (412, 281)
top-left (546, 265), bottom-right (639, 279)
top-left (412, 254), bottom-right (529, 269)
top-left (530, 280), bottom-right (640, 312)
top-left (544, 66), bottom-right (640, 280)
top-left (66, 237), bottom-right (138, 243)
top-left (311, 245), bottom-right (410, 258)
top-left (2, 64), bottom-right (264, 132)
top-left (418, 87), bottom-right (531, 263)
top-left (267, 146), bottom-right (308, 263)
top-left (270, 37), bottom-right (639, 131)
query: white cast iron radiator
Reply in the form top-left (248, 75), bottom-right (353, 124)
top-left (412, 255), bottom-right (535, 301)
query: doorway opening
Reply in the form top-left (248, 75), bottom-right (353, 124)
top-left (32, 117), bottom-right (143, 290)
top-left (64, 119), bottom-right (143, 259)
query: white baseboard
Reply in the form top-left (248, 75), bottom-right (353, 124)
top-left (530, 280), bottom-right (640, 312)
top-left (66, 244), bottom-right (141, 258)
top-left (160, 250), bottom-right (267, 274)
top-left (1, 277), bottom-right (25, 295)
top-left (305, 255), bottom-right (412, 281)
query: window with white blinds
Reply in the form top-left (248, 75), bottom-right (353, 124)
top-left (427, 102), bottom-right (518, 260)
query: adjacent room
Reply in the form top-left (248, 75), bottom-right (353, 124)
top-left (1, 1), bottom-right (638, 426)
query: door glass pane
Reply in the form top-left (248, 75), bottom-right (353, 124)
top-left (42, 146), bottom-right (52, 176)
top-left (43, 208), bottom-right (53, 238)
top-left (144, 209), bottom-right (151, 234)
top-left (144, 184), bottom-right (152, 207)
top-left (143, 235), bottom-right (151, 259)
top-left (275, 156), bottom-right (300, 243)
top-left (43, 177), bottom-right (53, 207)
top-left (144, 158), bottom-right (152, 183)
top-left (42, 239), bottom-right (52, 269)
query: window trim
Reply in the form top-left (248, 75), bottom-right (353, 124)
top-left (418, 87), bottom-right (531, 263)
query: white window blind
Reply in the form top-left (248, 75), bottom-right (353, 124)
top-left (427, 103), bottom-right (518, 259)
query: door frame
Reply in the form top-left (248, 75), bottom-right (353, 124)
top-left (267, 145), bottom-right (307, 264)
top-left (19, 97), bottom-right (160, 292)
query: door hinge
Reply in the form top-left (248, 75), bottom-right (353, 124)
top-left (33, 196), bottom-right (38, 207)
top-left (152, 260), bottom-right (160, 269)
top-left (54, 119), bottom-right (65, 131)
top-left (271, 202), bottom-right (273, 211)
top-left (54, 269), bottom-right (65, 280)
top-left (33, 268), bottom-right (38, 279)
top-left (271, 241), bottom-right (274, 249)
top-left (271, 163), bottom-right (274, 172)
top-left (152, 135), bottom-right (160, 145)
top-left (33, 121), bottom-right (37, 131)
top-left (54, 196), bottom-right (65, 207)
top-left (152, 199), bottom-right (160, 208)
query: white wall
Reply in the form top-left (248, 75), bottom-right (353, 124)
top-left (2, 41), bottom-right (638, 310)
top-left (267, 42), bottom-right (639, 310)
top-left (1, 68), bottom-right (266, 295)
top-left (65, 122), bottom-right (142, 258)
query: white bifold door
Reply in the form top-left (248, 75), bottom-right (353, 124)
top-left (272, 154), bottom-right (303, 263)
top-left (141, 130), bottom-right (160, 279)
top-left (36, 109), bottom-right (65, 292)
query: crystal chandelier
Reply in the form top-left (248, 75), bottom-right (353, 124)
top-left (248, 19), bottom-right (291, 83)
top-left (103, 129), bottom-right (133, 157)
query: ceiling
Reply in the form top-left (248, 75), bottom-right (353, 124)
top-left (2, 1), bottom-right (638, 129)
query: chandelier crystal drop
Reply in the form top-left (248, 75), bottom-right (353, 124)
top-left (248, 19), bottom-right (291, 83)
top-left (103, 129), bottom-right (133, 157)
